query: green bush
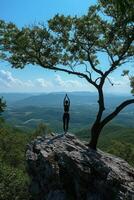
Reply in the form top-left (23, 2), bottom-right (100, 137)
top-left (0, 121), bottom-right (51, 199)
top-left (107, 140), bottom-right (134, 166)
top-left (0, 163), bottom-right (30, 200)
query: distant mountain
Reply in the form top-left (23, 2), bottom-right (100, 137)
top-left (2, 92), bottom-right (134, 131)
top-left (7, 92), bottom-right (133, 110)
top-left (0, 93), bottom-right (36, 105)
top-left (10, 92), bottom-right (97, 108)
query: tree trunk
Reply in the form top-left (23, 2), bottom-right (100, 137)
top-left (89, 123), bottom-right (102, 150)
top-left (89, 99), bottom-right (134, 150)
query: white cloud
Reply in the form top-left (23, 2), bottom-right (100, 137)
top-left (55, 75), bottom-right (65, 87)
top-left (0, 70), bottom-right (131, 94)
top-left (54, 74), bottom-right (88, 90)
top-left (25, 80), bottom-right (34, 87)
top-left (0, 70), bottom-right (34, 90)
top-left (36, 78), bottom-right (52, 88)
top-left (0, 71), bottom-right (95, 92)
top-left (0, 70), bottom-right (53, 92)
top-left (0, 70), bottom-right (18, 87)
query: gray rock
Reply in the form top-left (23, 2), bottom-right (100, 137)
top-left (26, 133), bottom-right (134, 200)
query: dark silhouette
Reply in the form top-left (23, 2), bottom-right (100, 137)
top-left (63, 94), bottom-right (70, 133)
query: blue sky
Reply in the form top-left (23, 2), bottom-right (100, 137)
top-left (0, 0), bottom-right (132, 94)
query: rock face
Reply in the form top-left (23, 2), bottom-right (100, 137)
top-left (26, 134), bottom-right (134, 200)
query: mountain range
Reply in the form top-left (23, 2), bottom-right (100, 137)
top-left (1, 92), bottom-right (134, 131)
top-left (1, 92), bottom-right (133, 108)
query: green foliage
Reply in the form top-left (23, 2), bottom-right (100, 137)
top-left (130, 76), bottom-right (134, 95)
top-left (0, 20), bottom-right (61, 68)
top-left (0, 121), bottom-right (50, 199)
top-left (99, 0), bottom-right (134, 22)
top-left (121, 70), bottom-right (129, 76)
top-left (30, 122), bottom-right (51, 139)
top-left (121, 70), bottom-right (134, 95)
top-left (0, 97), bottom-right (6, 114)
top-left (0, 163), bottom-right (30, 200)
top-left (75, 124), bottom-right (134, 166)
top-left (0, 128), bottom-right (28, 168)
top-left (0, 123), bottom-right (31, 199)
top-left (107, 140), bottom-right (134, 166)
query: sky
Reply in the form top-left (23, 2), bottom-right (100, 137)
top-left (0, 0), bottom-right (133, 94)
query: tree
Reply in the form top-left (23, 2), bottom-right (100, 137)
top-left (107, 140), bottom-right (134, 166)
top-left (0, 163), bottom-right (30, 200)
top-left (0, 1), bottom-right (134, 149)
top-left (0, 97), bottom-right (6, 115)
top-left (99, 0), bottom-right (134, 21)
top-left (0, 122), bottom-right (31, 199)
top-left (31, 122), bottom-right (49, 139)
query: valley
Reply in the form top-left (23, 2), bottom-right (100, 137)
top-left (1, 92), bottom-right (134, 132)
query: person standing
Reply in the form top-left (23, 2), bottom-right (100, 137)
top-left (63, 94), bottom-right (70, 134)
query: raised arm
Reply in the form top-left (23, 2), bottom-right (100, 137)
top-left (63, 94), bottom-right (67, 106)
top-left (66, 94), bottom-right (70, 106)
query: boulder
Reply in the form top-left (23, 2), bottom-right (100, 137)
top-left (26, 133), bottom-right (134, 200)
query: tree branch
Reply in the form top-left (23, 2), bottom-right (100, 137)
top-left (82, 62), bottom-right (92, 79)
top-left (78, 42), bottom-right (104, 76)
top-left (36, 58), bottom-right (98, 88)
top-left (107, 77), bottom-right (114, 86)
top-left (104, 34), bottom-right (134, 78)
top-left (87, 52), bottom-right (104, 76)
top-left (51, 65), bottom-right (98, 88)
top-left (101, 99), bottom-right (134, 127)
top-left (95, 77), bottom-right (101, 83)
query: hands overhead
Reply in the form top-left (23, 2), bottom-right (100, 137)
top-left (64, 94), bottom-right (70, 104)
top-left (65, 94), bottom-right (69, 100)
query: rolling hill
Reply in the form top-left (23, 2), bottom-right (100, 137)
top-left (2, 92), bottom-right (134, 132)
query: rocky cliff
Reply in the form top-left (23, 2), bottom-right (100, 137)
top-left (26, 133), bottom-right (134, 200)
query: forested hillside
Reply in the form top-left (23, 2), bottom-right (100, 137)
top-left (2, 92), bottom-right (134, 132)
top-left (0, 119), bottom-right (49, 200)
top-left (75, 124), bottom-right (134, 166)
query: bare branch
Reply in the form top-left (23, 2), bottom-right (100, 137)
top-left (69, 61), bottom-right (91, 79)
top-left (107, 77), bottom-right (114, 86)
top-left (95, 77), bottom-right (101, 84)
top-left (101, 99), bottom-right (134, 127)
top-left (36, 56), bottom-right (98, 88)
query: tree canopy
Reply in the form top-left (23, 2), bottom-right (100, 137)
top-left (0, 1), bottom-right (133, 91)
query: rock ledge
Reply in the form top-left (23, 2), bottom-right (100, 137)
top-left (26, 133), bottom-right (134, 200)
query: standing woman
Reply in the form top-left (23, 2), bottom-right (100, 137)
top-left (63, 94), bottom-right (70, 134)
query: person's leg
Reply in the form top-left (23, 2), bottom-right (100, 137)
top-left (66, 113), bottom-right (70, 132)
top-left (63, 114), bottom-right (66, 132)
top-left (65, 118), bottom-right (67, 133)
